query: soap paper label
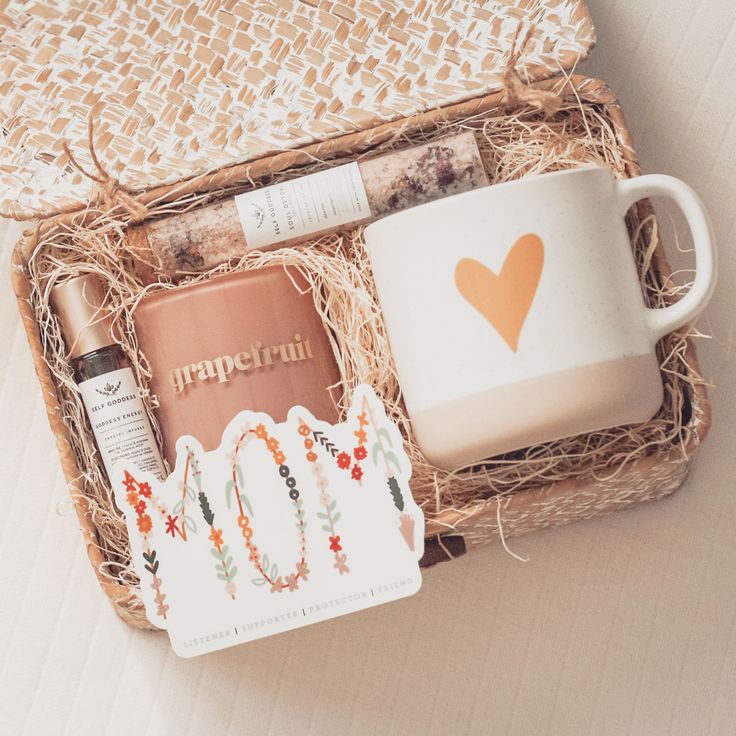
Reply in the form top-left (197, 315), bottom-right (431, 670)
top-left (111, 385), bottom-right (423, 657)
top-left (234, 161), bottom-right (372, 249)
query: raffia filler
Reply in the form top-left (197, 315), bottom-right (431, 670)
top-left (13, 77), bottom-right (709, 628)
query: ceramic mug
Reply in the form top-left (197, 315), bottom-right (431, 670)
top-left (364, 166), bottom-right (716, 470)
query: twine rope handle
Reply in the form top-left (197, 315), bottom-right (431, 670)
top-left (62, 116), bottom-right (149, 224)
top-left (501, 18), bottom-right (564, 117)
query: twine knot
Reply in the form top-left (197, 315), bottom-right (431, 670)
top-left (62, 116), bottom-right (149, 223)
top-left (500, 20), bottom-right (564, 118)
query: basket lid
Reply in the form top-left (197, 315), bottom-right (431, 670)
top-left (0, 0), bottom-right (594, 220)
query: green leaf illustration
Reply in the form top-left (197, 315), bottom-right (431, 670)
top-left (322, 524), bottom-right (331, 533)
top-left (372, 443), bottom-right (382, 467)
top-left (377, 427), bottom-right (393, 447)
top-left (240, 493), bottom-right (254, 516)
top-left (388, 476), bottom-right (404, 511)
top-left (332, 512), bottom-right (341, 524)
top-left (198, 491), bottom-right (215, 525)
top-left (225, 479), bottom-right (234, 508)
top-left (252, 578), bottom-right (267, 586)
top-left (384, 451), bottom-right (401, 473)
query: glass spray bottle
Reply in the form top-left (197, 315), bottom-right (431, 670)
top-left (51, 274), bottom-right (166, 482)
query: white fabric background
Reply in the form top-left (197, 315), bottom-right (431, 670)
top-left (2, 1), bottom-right (735, 733)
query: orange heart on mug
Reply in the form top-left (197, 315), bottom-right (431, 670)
top-left (455, 233), bottom-right (544, 352)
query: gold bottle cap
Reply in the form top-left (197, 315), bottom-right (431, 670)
top-left (50, 274), bottom-right (114, 359)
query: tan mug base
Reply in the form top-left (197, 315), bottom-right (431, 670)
top-left (411, 353), bottom-right (664, 470)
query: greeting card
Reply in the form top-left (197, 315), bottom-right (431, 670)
top-left (112, 385), bottom-right (424, 656)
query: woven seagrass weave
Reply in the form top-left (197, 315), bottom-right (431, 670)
top-left (0, 0), bottom-right (594, 219)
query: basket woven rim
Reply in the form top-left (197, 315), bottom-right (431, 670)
top-left (11, 75), bottom-right (711, 627)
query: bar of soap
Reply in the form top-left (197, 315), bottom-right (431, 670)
top-left (127, 132), bottom-right (488, 280)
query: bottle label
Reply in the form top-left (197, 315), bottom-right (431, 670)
top-left (234, 161), bottom-right (372, 250)
top-left (78, 367), bottom-right (166, 481)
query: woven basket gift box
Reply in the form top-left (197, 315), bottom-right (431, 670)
top-left (5, 1), bottom-right (710, 628)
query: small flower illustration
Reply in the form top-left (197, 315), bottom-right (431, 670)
top-left (138, 482), bottom-right (152, 498)
top-left (255, 423), bottom-right (268, 439)
top-left (266, 436), bottom-right (280, 452)
top-left (165, 514), bottom-right (179, 537)
top-left (298, 424), bottom-right (310, 436)
top-left (317, 475), bottom-right (329, 490)
top-left (329, 535), bottom-right (342, 552)
top-left (304, 438), bottom-right (314, 449)
top-left (137, 514), bottom-right (152, 533)
top-left (273, 450), bottom-right (286, 465)
top-left (286, 573), bottom-right (299, 592)
top-left (306, 451), bottom-right (317, 462)
top-left (248, 546), bottom-right (260, 563)
top-left (354, 445), bottom-right (367, 460)
top-left (319, 492), bottom-right (331, 506)
top-left (123, 474), bottom-right (137, 492)
top-left (270, 576), bottom-right (284, 593)
top-left (237, 514), bottom-right (250, 529)
top-left (354, 428), bottom-right (367, 445)
top-left (336, 452), bottom-right (351, 469)
top-left (351, 465), bottom-right (363, 481)
top-left (127, 491), bottom-right (139, 507)
top-left (296, 561), bottom-right (310, 581)
top-left (135, 499), bottom-right (147, 515)
top-left (357, 412), bottom-right (368, 427)
top-left (209, 527), bottom-right (223, 547)
top-left (333, 554), bottom-right (350, 575)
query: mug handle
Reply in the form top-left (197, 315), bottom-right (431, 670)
top-left (616, 174), bottom-right (717, 342)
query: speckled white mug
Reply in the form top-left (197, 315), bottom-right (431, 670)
top-left (365, 166), bottom-right (716, 470)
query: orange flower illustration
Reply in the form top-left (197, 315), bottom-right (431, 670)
top-left (137, 514), bottom-right (152, 533)
top-left (255, 423), bottom-right (268, 439)
top-left (208, 527), bottom-right (223, 547)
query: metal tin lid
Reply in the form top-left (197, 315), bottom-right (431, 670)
top-left (50, 275), bottom-right (115, 360)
